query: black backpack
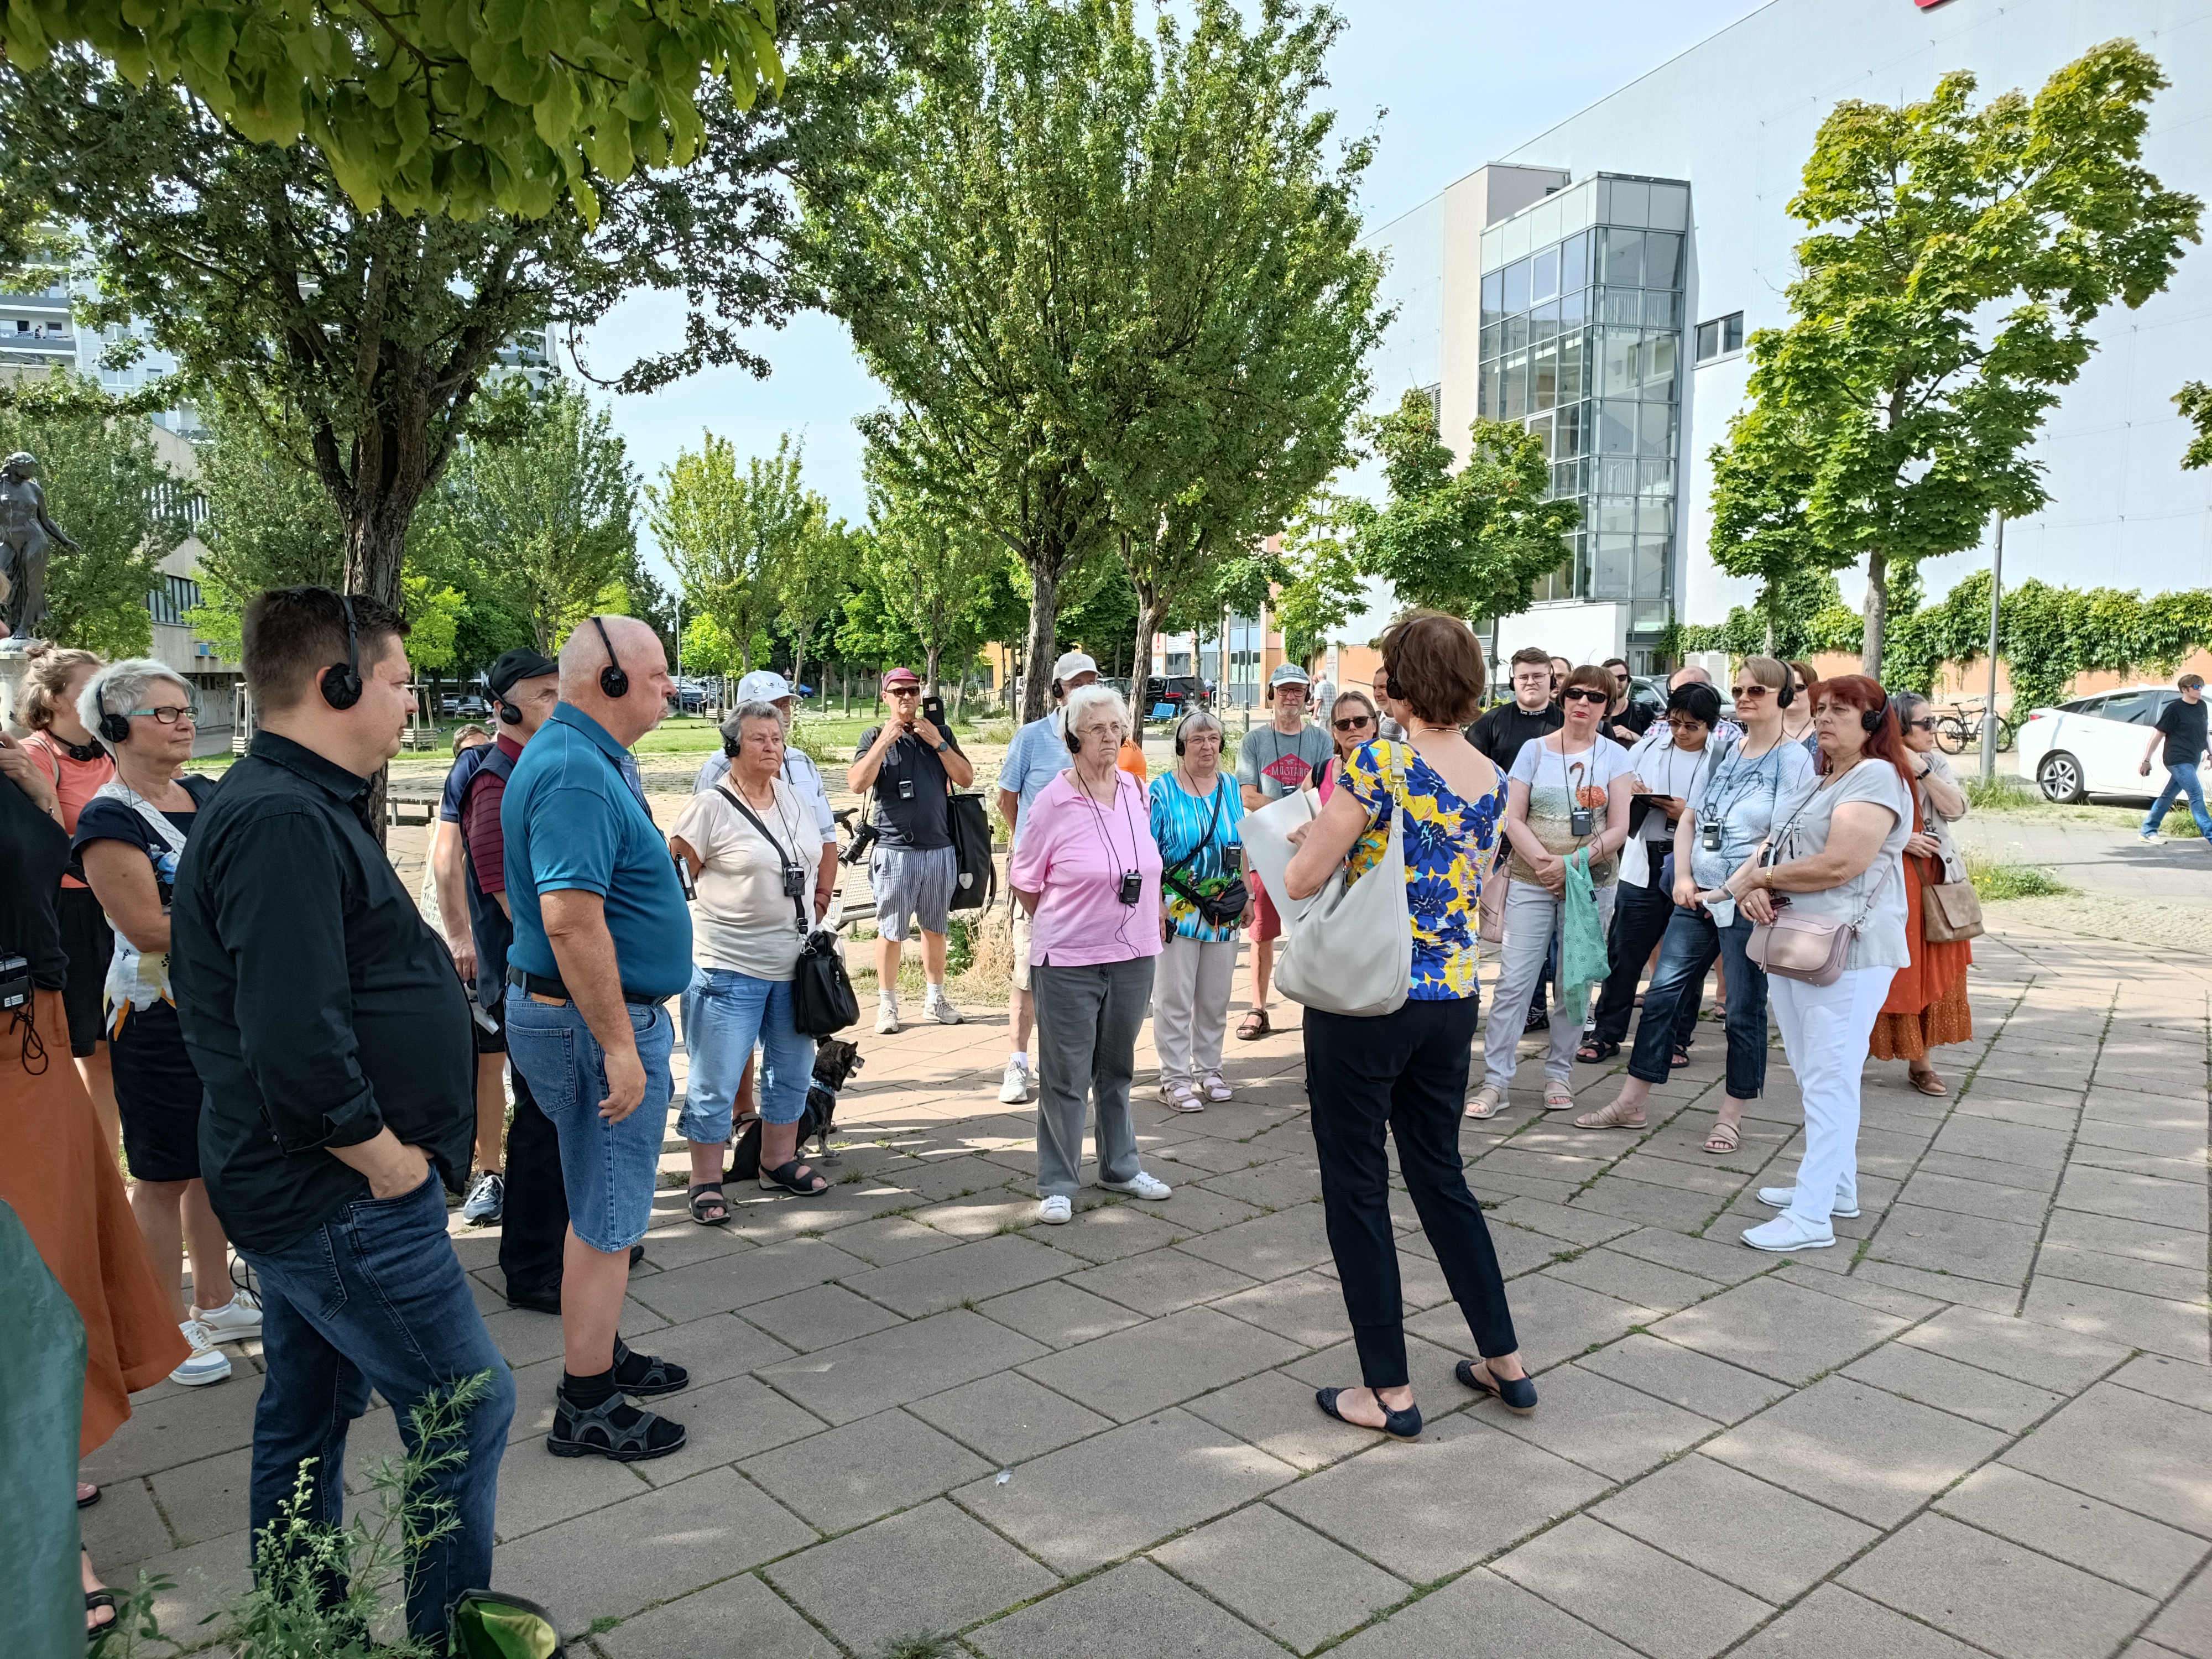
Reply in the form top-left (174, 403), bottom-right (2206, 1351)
top-left (947, 791), bottom-right (997, 913)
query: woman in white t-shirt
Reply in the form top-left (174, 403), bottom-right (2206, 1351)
top-left (1725, 674), bottom-right (1915, 1253)
top-left (670, 701), bottom-right (822, 1215)
top-left (1470, 665), bottom-right (1635, 1117)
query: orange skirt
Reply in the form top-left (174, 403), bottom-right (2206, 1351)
top-left (1870, 857), bottom-right (1974, 1061)
top-left (1, 989), bottom-right (188, 1455)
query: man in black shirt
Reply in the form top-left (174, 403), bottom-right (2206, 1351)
top-left (171, 587), bottom-right (513, 1647)
top-left (1468, 646), bottom-right (1564, 1028)
top-left (850, 666), bottom-right (974, 1031)
top-left (2138, 672), bottom-right (2212, 841)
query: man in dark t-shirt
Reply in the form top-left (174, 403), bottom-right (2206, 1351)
top-left (1470, 648), bottom-right (1565, 770)
top-left (2138, 673), bottom-right (2211, 841)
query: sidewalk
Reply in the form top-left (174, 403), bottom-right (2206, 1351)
top-left (86, 917), bottom-right (2212, 1658)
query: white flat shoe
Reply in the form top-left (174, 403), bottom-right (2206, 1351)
top-left (1742, 1213), bottom-right (1835, 1252)
top-left (1099, 1171), bottom-right (1171, 1200)
top-left (1757, 1185), bottom-right (1860, 1219)
top-left (1037, 1196), bottom-right (1072, 1225)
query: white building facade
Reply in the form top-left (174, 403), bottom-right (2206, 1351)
top-left (1357, 0), bottom-right (2212, 675)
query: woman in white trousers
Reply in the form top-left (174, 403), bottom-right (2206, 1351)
top-left (1147, 708), bottom-right (1246, 1110)
top-left (1725, 673), bottom-right (1917, 1252)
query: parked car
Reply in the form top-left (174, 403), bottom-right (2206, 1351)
top-left (440, 693), bottom-right (463, 716)
top-left (1137, 675), bottom-right (1209, 721)
top-left (669, 682), bottom-right (708, 714)
top-left (452, 693), bottom-right (487, 719)
top-left (2016, 683), bottom-right (2212, 802)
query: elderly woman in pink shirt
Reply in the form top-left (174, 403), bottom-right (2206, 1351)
top-left (1009, 684), bottom-right (1173, 1226)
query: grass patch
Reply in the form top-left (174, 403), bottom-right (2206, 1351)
top-left (1965, 851), bottom-right (2069, 901)
top-left (877, 1636), bottom-right (960, 1659)
top-left (1964, 774), bottom-right (2038, 812)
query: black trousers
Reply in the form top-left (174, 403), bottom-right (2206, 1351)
top-left (1306, 995), bottom-right (1519, 1389)
top-left (497, 1061), bottom-right (570, 1300)
top-left (1590, 865), bottom-right (1698, 1049)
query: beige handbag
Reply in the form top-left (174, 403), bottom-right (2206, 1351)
top-left (1478, 839), bottom-right (1509, 944)
top-left (1743, 781), bottom-right (1895, 987)
top-left (1916, 785), bottom-right (1984, 944)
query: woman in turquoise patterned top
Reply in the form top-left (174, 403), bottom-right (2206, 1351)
top-left (1284, 611), bottom-right (1537, 1438)
top-left (1147, 707), bottom-right (1246, 1112)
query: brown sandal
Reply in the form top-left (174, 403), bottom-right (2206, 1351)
top-left (1573, 1097), bottom-right (1646, 1131)
top-left (1908, 1067), bottom-right (1947, 1097)
top-left (1702, 1117), bottom-right (1741, 1154)
top-left (1237, 1010), bottom-right (1271, 1041)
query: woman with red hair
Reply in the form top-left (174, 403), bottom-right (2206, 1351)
top-left (1723, 674), bottom-right (1916, 1252)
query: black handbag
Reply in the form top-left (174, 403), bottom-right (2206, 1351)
top-left (947, 790), bottom-right (996, 913)
top-left (1161, 779), bottom-right (1248, 928)
top-left (714, 786), bottom-right (859, 1035)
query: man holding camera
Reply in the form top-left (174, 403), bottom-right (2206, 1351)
top-left (851, 667), bottom-right (974, 1032)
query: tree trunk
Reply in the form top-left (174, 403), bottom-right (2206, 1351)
top-left (790, 625), bottom-right (808, 708)
top-left (1131, 588), bottom-right (1164, 726)
top-left (1861, 547), bottom-right (1888, 678)
top-left (925, 641), bottom-right (942, 697)
top-left (1020, 563), bottom-right (1063, 723)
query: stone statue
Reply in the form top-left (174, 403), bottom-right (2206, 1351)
top-left (0, 451), bottom-right (76, 643)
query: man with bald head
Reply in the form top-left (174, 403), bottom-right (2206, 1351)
top-left (502, 614), bottom-right (696, 1461)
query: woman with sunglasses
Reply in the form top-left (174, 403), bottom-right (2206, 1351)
top-left (1870, 691), bottom-right (1973, 1096)
top-left (1314, 688), bottom-right (1379, 802)
top-left (1782, 661), bottom-right (1820, 752)
top-left (1470, 665), bottom-right (1634, 1118)
top-left (1574, 656), bottom-right (1815, 1149)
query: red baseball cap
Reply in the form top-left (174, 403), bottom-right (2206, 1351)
top-left (882, 667), bottom-right (921, 688)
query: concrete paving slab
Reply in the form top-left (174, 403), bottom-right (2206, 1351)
top-left (755, 1308), bottom-right (1047, 1425)
top-left (1153, 1503), bottom-right (1410, 1655)
top-left (739, 1406), bottom-right (992, 1534)
top-left (2109, 1352), bottom-right (2212, 1414)
top-left (841, 1232), bottom-right (1076, 1317)
top-left (1485, 1363), bottom-right (1720, 1479)
top-left (2146, 1568), bottom-right (2212, 1659)
top-left (906, 1369), bottom-right (1115, 1465)
top-left (1653, 1274), bottom-right (1908, 1386)
top-left (1729, 1583), bottom-right (1987, 1659)
top-left (1575, 1332), bottom-right (1791, 1423)
top-left (1326, 1564), bottom-right (1640, 1659)
top-left (1593, 1452), bottom-right (1879, 1603)
top-left (974, 1277), bottom-right (1146, 1349)
top-left (592, 1570), bottom-right (831, 1659)
top-left (1063, 1245), bottom-right (1261, 1316)
top-left (967, 1557), bottom-right (1281, 1659)
top-left (2022, 1275), bottom-right (2211, 1364)
top-left (1936, 1464), bottom-right (2210, 1599)
top-left (2003, 1381), bottom-right (2212, 1536)
top-left (741, 1281), bottom-right (907, 1351)
top-left (1494, 1515), bottom-right (1773, 1658)
top-left (1895, 1305), bottom-right (2129, 1391)
top-left (1841, 1341), bottom-right (2068, 1432)
top-left (1019, 1304), bottom-right (1301, 1423)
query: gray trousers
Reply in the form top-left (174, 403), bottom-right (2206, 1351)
top-left (1032, 956), bottom-right (1155, 1197)
top-left (1483, 878), bottom-right (1616, 1091)
top-left (1154, 934), bottom-right (1235, 1086)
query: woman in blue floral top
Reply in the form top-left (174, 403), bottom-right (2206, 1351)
top-left (1285, 611), bottom-right (1538, 1437)
top-left (1147, 708), bottom-right (1246, 1112)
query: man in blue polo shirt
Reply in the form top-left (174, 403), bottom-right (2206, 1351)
top-left (502, 614), bottom-right (695, 1462)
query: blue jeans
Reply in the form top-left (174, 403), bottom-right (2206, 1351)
top-left (680, 967), bottom-right (815, 1138)
top-left (2143, 764), bottom-right (2212, 837)
top-left (1629, 903), bottom-right (1770, 1100)
top-left (238, 1172), bottom-right (515, 1648)
top-left (504, 990), bottom-right (675, 1253)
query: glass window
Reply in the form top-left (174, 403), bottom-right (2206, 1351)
top-left (1481, 270), bottom-right (1503, 328)
top-left (1481, 321), bottom-right (1500, 361)
top-left (1561, 231), bottom-right (1588, 294)
top-left (1601, 227), bottom-right (1644, 288)
top-left (1530, 299), bottom-right (1559, 344)
top-left (1637, 457), bottom-right (1676, 496)
top-left (1637, 403), bottom-right (1675, 456)
top-left (1592, 535), bottom-right (1634, 599)
top-left (1504, 312), bottom-right (1530, 354)
top-left (1531, 341), bottom-right (1558, 411)
top-left (1645, 232), bottom-right (1682, 288)
top-left (1597, 495), bottom-right (1637, 535)
top-left (1531, 246), bottom-right (1559, 303)
top-left (1695, 319), bottom-right (1719, 362)
top-left (1641, 333), bottom-right (1677, 401)
top-left (1551, 458), bottom-right (1584, 497)
top-left (1723, 311), bottom-right (1744, 352)
top-left (1501, 355), bottom-right (1527, 420)
top-left (1501, 258), bottom-right (1530, 315)
top-left (1558, 286), bottom-right (1585, 328)
top-left (1639, 495), bottom-right (1675, 535)
top-left (1598, 401), bottom-right (1639, 455)
top-left (1601, 288), bottom-right (1643, 326)
top-left (1643, 291), bottom-right (1679, 331)
top-left (2101, 692), bottom-right (2158, 726)
top-left (1478, 361), bottom-right (1498, 420)
top-left (1525, 410), bottom-right (1554, 456)
top-left (1554, 400), bottom-right (1584, 458)
top-left (1634, 538), bottom-right (1670, 597)
top-left (1556, 333), bottom-right (1585, 401)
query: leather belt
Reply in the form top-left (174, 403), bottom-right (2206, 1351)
top-left (507, 966), bottom-right (664, 1006)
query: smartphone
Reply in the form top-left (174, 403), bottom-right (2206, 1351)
top-left (921, 695), bottom-right (946, 728)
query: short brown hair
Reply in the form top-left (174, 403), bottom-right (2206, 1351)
top-left (13, 643), bottom-right (101, 731)
top-left (1562, 664), bottom-right (1615, 701)
top-left (1786, 659), bottom-right (1819, 695)
top-left (2179, 673), bottom-right (2204, 691)
top-left (1509, 646), bottom-right (1551, 672)
top-left (242, 586), bottom-right (408, 714)
top-left (1379, 610), bottom-right (1485, 726)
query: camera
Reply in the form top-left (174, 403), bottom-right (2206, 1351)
top-left (1569, 806), bottom-right (1594, 838)
top-left (0, 952), bottom-right (29, 1015)
top-left (897, 777), bottom-right (916, 800)
top-left (1702, 821), bottom-right (1723, 852)
top-left (782, 863), bottom-right (808, 899)
top-left (671, 854), bottom-right (697, 902)
top-left (1117, 870), bottom-right (1142, 906)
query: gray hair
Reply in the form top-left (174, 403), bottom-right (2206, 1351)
top-left (1176, 705), bottom-right (1224, 746)
top-left (78, 658), bottom-right (193, 752)
top-left (1064, 683), bottom-right (1129, 744)
top-left (1891, 690), bottom-right (1931, 723)
top-left (730, 698), bottom-right (784, 734)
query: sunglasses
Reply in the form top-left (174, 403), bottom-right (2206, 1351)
top-left (1666, 716), bottom-right (1709, 731)
top-left (887, 687), bottom-right (921, 697)
top-left (1903, 717), bottom-right (1936, 732)
top-left (1333, 715), bottom-right (1374, 732)
top-left (1729, 684), bottom-right (1772, 700)
top-left (1561, 687), bottom-right (1608, 704)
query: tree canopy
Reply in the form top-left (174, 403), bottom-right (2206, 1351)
top-left (651, 430), bottom-right (825, 677)
top-left (1706, 39), bottom-right (2201, 675)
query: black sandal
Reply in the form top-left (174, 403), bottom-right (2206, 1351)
top-left (1670, 1041), bottom-right (1693, 1068)
top-left (84, 1547), bottom-right (116, 1646)
top-left (758, 1159), bottom-right (828, 1196)
top-left (547, 1389), bottom-right (687, 1462)
top-left (612, 1337), bottom-right (690, 1399)
top-left (1315, 1386), bottom-right (1422, 1441)
top-left (1457, 1357), bottom-right (1538, 1415)
top-left (686, 1183), bottom-right (729, 1226)
top-left (1575, 1039), bottom-right (1620, 1064)
top-left (77, 1483), bottom-right (99, 1509)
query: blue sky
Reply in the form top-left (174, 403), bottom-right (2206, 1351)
top-left (581, 0), bottom-right (1768, 580)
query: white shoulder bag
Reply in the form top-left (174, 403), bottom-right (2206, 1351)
top-left (1275, 754), bottom-right (1413, 1019)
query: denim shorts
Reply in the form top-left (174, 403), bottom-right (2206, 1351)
top-left (504, 988), bottom-right (675, 1253)
top-left (679, 966), bottom-right (815, 1140)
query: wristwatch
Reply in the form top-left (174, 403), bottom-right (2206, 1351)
top-left (933, 739), bottom-right (949, 753)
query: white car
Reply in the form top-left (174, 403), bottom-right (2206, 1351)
top-left (2016, 684), bottom-right (2212, 804)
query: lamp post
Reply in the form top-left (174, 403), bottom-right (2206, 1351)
top-left (1978, 514), bottom-right (2004, 785)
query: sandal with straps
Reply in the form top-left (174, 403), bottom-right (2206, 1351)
top-left (686, 1183), bottom-right (729, 1226)
top-left (1543, 1081), bottom-right (1576, 1112)
top-left (1315, 1386), bottom-right (1422, 1441)
top-left (1572, 1095), bottom-right (1646, 1131)
top-left (1703, 1117), bottom-right (1741, 1155)
top-left (547, 1389), bottom-right (687, 1462)
top-left (759, 1159), bottom-right (829, 1196)
top-left (613, 1338), bottom-right (690, 1400)
top-left (1465, 1085), bottom-right (1507, 1120)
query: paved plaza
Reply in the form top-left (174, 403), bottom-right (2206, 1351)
top-left (85, 913), bottom-right (2212, 1659)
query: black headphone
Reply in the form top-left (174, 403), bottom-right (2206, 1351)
top-left (1862, 703), bottom-right (1886, 733)
top-left (1386, 668), bottom-right (1404, 702)
top-left (1775, 673), bottom-right (1795, 710)
top-left (1065, 716), bottom-right (1084, 755)
top-left (590, 616), bottom-right (629, 699)
top-left (96, 679), bottom-right (131, 745)
top-left (495, 693), bottom-right (524, 726)
top-left (1173, 712), bottom-right (1198, 756)
top-left (320, 592), bottom-right (363, 710)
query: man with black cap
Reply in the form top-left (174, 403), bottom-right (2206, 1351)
top-left (453, 647), bottom-right (575, 1309)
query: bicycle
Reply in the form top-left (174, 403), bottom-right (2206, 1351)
top-left (1932, 697), bottom-right (2017, 756)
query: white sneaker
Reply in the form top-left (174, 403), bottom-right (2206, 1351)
top-left (191, 1287), bottom-right (263, 1342)
top-left (1037, 1195), bottom-right (1073, 1225)
top-left (2140, 830), bottom-right (2162, 843)
top-left (1757, 1185), bottom-right (1860, 1219)
top-left (1201, 1072), bottom-right (1233, 1102)
top-left (1100, 1171), bottom-right (1172, 1201)
top-left (925, 988), bottom-right (964, 1025)
top-left (999, 1057), bottom-right (1032, 1104)
top-left (461, 1170), bottom-right (505, 1225)
top-left (875, 999), bottom-right (901, 1035)
top-left (1743, 1213), bottom-right (1836, 1252)
top-left (170, 1319), bottom-right (232, 1386)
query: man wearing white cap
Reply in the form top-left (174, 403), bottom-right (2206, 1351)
top-left (695, 671), bottom-right (837, 916)
top-left (992, 650), bottom-right (1098, 1103)
top-left (1234, 662), bottom-right (1332, 1040)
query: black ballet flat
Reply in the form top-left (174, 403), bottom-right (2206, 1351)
top-left (1316, 1386), bottom-right (1422, 1441)
top-left (1457, 1358), bottom-right (1538, 1415)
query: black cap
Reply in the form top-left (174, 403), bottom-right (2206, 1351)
top-left (487, 647), bottom-right (558, 700)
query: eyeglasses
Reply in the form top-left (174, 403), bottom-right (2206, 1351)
top-left (1560, 687), bottom-right (1608, 704)
top-left (128, 705), bottom-right (197, 725)
top-left (1729, 684), bottom-right (1771, 700)
top-left (1333, 715), bottom-right (1374, 732)
top-left (1666, 716), bottom-right (1709, 732)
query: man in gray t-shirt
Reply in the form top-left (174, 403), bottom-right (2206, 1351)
top-left (1233, 664), bottom-right (1334, 1036)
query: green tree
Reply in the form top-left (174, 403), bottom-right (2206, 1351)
top-left (651, 431), bottom-right (817, 677)
top-left (779, 509), bottom-right (855, 703)
top-left (860, 450), bottom-right (1006, 693)
top-left (186, 393), bottom-right (347, 657)
top-left (4, 0), bottom-right (782, 222)
top-left (1346, 393), bottom-right (1580, 622)
top-left (0, 372), bottom-right (188, 656)
top-left (414, 382), bottom-right (638, 651)
top-left (2179, 381), bottom-right (2212, 471)
top-left (1273, 494), bottom-right (1370, 667)
top-left (0, 3), bottom-right (910, 607)
top-left (1708, 40), bottom-right (2201, 676)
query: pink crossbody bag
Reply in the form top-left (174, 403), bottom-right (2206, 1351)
top-left (1743, 769), bottom-right (1895, 988)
